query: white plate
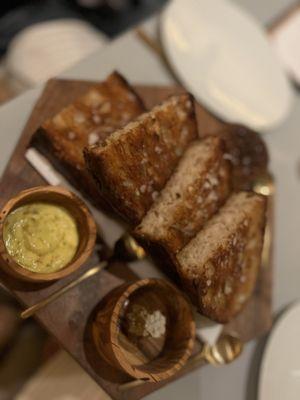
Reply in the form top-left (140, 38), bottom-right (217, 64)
top-left (271, 7), bottom-right (300, 85)
top-left (160, 0), bottom-right (293, 131)
top-left (6, 19), bottom-right (107, 86)
top-left (258, 302), bottom-right (300, 400)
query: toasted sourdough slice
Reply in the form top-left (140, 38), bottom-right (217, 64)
top-left (205, 124), bottom-right (268, 190)
top-left (134, 137), bottom-right (231, 261)
top-left (176, 191), bottom-right (266, 323)
top-left (33, 71), bottom-right (145, 206)
top-left (84, 94), bottom-right (198, 224)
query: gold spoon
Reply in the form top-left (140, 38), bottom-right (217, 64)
top-left (20, 264), bottom-right (105, 319)
top-left (187, 333), bottom-right (243, 368)
top-left (20, 234), bottom-right (146, 319)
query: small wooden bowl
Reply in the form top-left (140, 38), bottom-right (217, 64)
top-left (0, 186), bottom-right (96, 282)
top-left (92, 278), bottom-right (196, 382)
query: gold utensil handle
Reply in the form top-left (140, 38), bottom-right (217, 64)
top-left (20, 262), bottom-right (106, 319)
top-left (135, 28), bottom-right (165, 59)
top-left (252, 173), bottom-right (274, 269)
top-left (135, 28), bottom-right (179, 83)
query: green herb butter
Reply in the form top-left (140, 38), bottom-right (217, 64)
top-left (3, 202), bottom-right (79, 273)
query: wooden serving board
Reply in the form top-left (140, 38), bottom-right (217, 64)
top-left (0, 80), bottom-right (273, 400)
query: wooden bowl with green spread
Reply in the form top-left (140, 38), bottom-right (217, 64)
top-left (0, 186), bottom-right (96, 282)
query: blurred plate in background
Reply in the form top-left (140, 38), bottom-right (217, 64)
top-left (258, 302), bottom-right (300, 400)
top-left (6, 19), bottom-right (107, 86)
top-left (271, 5), bottom-right (300, 86)
top-left (160, 0), bottom-right (293, 131)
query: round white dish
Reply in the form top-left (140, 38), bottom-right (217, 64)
top-left (6, 19), bottom-right (107, 86)
top-left (258, 302), bottom-right (300, 400)
top-left (160, 0), bottom-right (293, 131)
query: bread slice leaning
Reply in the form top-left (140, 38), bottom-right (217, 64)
top-left (33, 71), bottom-right (145, 206)
top-left (134, 137), bottom-right (231, 265)
top-left (176, 191), bottom-right (266, 323)
top-left (205, 124), bottom-right (268, 190)
top-left (84, 94), bottom-right (198, 224)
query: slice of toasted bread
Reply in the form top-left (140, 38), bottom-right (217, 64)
top-left (33, 71), bottom-right (145, 206)
top-left (206, 124), bottom-right (268, 190)
top-left (134, 137), bottom-right (231, 260)
top-left (176, 191), bottom-right (266, 323)
top-left (84, 94), bottom-right (198, 224)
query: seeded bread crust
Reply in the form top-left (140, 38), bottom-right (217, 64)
top-left (32, 71), bottom-right (145, 207)
top-left (176, 192), bottom-right (266, 323)
top-left (84, 94), bottom-right (198, 224)
top-left (207, 124), bottom-right (268, 190)
top-left (133, 137), bottom-right (231, 261)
